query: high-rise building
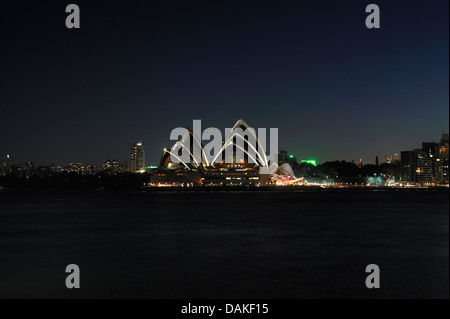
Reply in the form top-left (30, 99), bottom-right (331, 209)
top-left (401, 150), bottom-right (433, 184)
top-left (0, 154), bottom-right (11, 176)
top-left (278, 150), bottom-right (288, 164)
top-left (130, 142), bottom-right (145, 173)
top-left (439, 133), bottom-right (449, 184)
top-left (422, 142), bottom-right (441, 183)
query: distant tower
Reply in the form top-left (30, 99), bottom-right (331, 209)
top-left (401, 150), bottom-right (433, 183)
top-left (130, 142), bottom-right (145, 173)
top-left (422, 142), bottom-right (440, 182)
top-left (439, 133), bottom-right (449, 184)
top-left (278, 150), bottom-right (288, 164)
top-left (375, 156), bottom-right (379, 166)
top-left (0, 154), bottom-right (11, 176)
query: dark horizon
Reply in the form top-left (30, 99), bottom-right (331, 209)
top-left (1, 1), bottom-right (448, 166)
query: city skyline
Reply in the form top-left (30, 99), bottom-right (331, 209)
top-left (1, 131), bottom-right (448, 167)
top-left (2, 130), bottom-right (448, 167)
top-left (0, 1), bottom-right (448, 165)
top-left (2, 131), bottom-right (448, 187)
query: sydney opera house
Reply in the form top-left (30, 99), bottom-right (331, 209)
top-left (149, 119), bottom-right (303, 187)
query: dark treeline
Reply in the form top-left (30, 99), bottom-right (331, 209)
top-left (0, 172), bottom-right (150, 190)
top-left (290, 161), bottom-right (401, 183)
top-left (0, 161), bottom-right (402, 190)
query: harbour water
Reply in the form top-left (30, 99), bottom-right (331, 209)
top-left (0, 189), bottom-right (448, 298)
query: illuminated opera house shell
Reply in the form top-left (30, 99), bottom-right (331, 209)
top-left (152, 119), bottom-right (298, 186)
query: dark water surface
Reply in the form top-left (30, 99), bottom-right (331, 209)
top-left (0, 189), bottom-right (448, 298)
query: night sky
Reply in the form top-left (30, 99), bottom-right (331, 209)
top-left (1, 1), bottom-right (448, 166)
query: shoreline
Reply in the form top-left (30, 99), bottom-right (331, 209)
top-left (0, 185), bottom-right (448, 194)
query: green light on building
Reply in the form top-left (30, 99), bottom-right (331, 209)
top-left (289, 155), bottom-right (294, 159)
top-left (301, 159), bottom-right (317, 166)
top-left (145, 166), bottom-right (158, 169)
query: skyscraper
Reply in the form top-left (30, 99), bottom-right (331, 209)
top-left (422, 142), bottom-right (440, 183)
top-left (401, 150), bottom-right (433, 184)
top-left (278, 150), bottom-right (288, 164)
top-left (0, 154), bottom-right (11, 176)
top-left (129, 142), bottom-right (145, 173)
top-left (439, 133), bottom-right (449, 184)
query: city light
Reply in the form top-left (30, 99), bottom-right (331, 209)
top-left (301, 159), bottom-right (318, 166)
